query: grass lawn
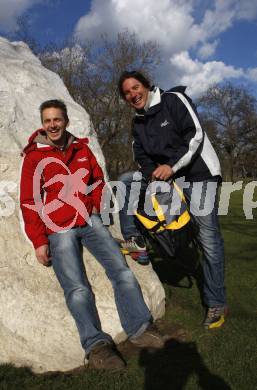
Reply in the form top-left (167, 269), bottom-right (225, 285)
top-left (0, 187), bottom-right (256, 389)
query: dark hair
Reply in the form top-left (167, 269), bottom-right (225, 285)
top-left (118, 70), bottom-right (151, 99)
top-left (39, 99), bottom-right (69, 123)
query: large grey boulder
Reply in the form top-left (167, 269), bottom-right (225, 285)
top-left (0, 37), bottom-right (165, 373)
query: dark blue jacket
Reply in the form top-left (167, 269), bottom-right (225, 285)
top-left (132, 86), bottom-right (221, 181)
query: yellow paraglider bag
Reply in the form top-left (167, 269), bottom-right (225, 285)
top-left (134, 181), bottom-right (193, 257)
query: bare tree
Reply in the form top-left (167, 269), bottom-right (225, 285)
top-left (198, 83), bottom-right (257, 180)
top-left (41, 31), bottom-right (160, 178)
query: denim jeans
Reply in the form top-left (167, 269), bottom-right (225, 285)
top-left (183, 181), bottom-right (226, 307)
top-left (118, 171), bottom-right (226, 307)
top-left (118, 171), bottom-right (148, 240)
top-left (48, 214), bottom-right (151, 355)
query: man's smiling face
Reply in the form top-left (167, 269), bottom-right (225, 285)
top-left (122, 77), bottom-right (149, 110)
top-left (42, 107), bottom-right (68, 146)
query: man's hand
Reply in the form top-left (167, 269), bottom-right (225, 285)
top-left (152, 164), bottom-right (174, 181)
top-left (35, 244), bottom-right (50, 266)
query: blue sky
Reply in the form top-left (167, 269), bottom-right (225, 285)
top-left (213, 20), bottom-right (257, 69)
top-left (22, 0), bottom-right (91, 46)
top-left (0, 0), bottom-right (257, 96)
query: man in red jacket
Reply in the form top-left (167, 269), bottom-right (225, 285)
top-left (20, 99), bottom-right (164, 370)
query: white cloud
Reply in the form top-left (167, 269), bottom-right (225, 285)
top-left (75, 0), bottom-right (202, 53)
top-left (198, 0), bottom-right (257, 42)
top-left (247, 68), bottom-right (257, 82)
top-left (169, 51), bottom-right (244, 96)
top-left (231, 0), bottom-right (257, 21)
top-left (73, 0), bottom-right (257, 95)
top-left (75, 0), bottom-right (119, 41)
top-left (197, 40), bottom-right (219, 59)
top-left (0, 0), bottom-right (41, 31)
top-left (75, 0), bottom-right (257, 53)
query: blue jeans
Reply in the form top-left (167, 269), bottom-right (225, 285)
top-left (118, 171), bottom-right (226, 307)
top-left (48, 214), bottom-right (151, 355)
top-left (118, 171), bottom-right (148, 240)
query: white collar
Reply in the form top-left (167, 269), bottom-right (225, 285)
top-left (148, 87), bottom-right (161, 109)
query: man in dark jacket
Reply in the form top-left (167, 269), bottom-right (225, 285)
top-left (20, 99), bottom-right (164, 370)
top-left (118, 70), bottom-right (226, 329)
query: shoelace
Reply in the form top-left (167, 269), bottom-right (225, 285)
top-left (207, 307), bottom-right (222, 318)
top-left (123, 239), bottom-right (136, 248)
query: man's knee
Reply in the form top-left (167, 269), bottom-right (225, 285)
top-left (111, 266), bottom-right (137, 285)
top-left (118, 171), bottom-right (138, 185)
top-left (65, 285), bottom-right (92, 304)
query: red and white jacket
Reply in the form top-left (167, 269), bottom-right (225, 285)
top-left (20, 129), bottom-right (105, 249)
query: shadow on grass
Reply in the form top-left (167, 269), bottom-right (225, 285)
top-left (0, 364), bottom-right (38, 389)
top-left (139, 340), bottom-right (231, 390)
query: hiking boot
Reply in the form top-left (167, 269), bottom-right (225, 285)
top-left (130, 324), bottom-right (165, 349)
top-left (88, 342), bottom-right (126, 370)
top-left (203, 306), bottom-right (227, 329)
top-left (120, 236), bottom-right (150, 265)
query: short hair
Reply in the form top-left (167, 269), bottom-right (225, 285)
top-left (39, 99), bottom-right (69, 123)
top-left (118, 70), bottom-right (151, 99)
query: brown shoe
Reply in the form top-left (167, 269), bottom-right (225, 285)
top-left (88, 342), bottom-right (126, 370)
top-left (130, 324), bottom-right (164, 349)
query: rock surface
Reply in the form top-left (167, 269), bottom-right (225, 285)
top-left (0, 37), bottom-right (165, 373)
